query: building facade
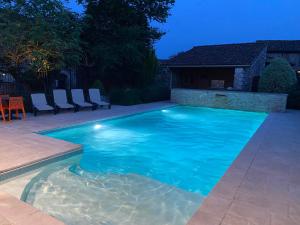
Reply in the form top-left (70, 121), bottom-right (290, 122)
top-left (257, 40), bottom-right (300, 81)
top-left (165, 40), bottom-right (300, 92)
top-left (166, 43), bottom-right (267, 92)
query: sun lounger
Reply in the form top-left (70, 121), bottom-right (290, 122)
top-left (53, 89), bottom-right (75, 112)
top-left (31, 93), bottom-right (55, 116)
top-left (71, 89), bottom-right (93, 110)
top-left (88, 89), bottom-right (111, 109)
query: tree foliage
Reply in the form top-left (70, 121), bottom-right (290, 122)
top-left (80, 0), bottom-right (174, 90)
top-left (258, 58), bottom-right (298, 93)
top-left (0, 0), bottom-right (82, 80)
top-left (0, 0), bottom-right (174, 95)
top-left (142, 49), bottom-right (159, 86)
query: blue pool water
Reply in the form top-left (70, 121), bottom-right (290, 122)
top-left (23, 106), bottom-right (267, 225)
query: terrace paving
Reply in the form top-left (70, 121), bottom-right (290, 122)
top-left (0, 102), bottom-right (299, 225)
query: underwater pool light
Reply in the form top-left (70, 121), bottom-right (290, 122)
top-left (94, 124), bottom-right (103, 130)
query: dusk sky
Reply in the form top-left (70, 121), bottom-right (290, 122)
top-left (65, 0), bottom-right (300, 59)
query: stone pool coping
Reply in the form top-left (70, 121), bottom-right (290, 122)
top-left (0, 102), bottom-right (299, 225)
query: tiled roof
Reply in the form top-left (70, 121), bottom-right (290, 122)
top-left (256, 40), bottom-right (300, 52)
top-left (167, 43), bottom-right (266, 67)
top-left (158, 59), bottom-right (169, 65)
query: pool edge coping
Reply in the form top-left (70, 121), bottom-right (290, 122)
top-left (38, 104), bottom-right (178, 134)
top-left (0, 145), bottom-right (82, 182)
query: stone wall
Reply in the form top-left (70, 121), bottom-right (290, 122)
top-left (233, 68), bottom-right (248, 90)
top-left (246, 47), bottom-right (268, 89)
top-left (233, 47), bottom-right (267, 91)
top-left (171, 88), bottom-right (288, 112)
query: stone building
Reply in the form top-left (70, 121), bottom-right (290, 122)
top-left (166, 43), bottom-right (267, 92)
top-left (257, 40), bottom-right (300, 69)
top-left (257, 40), bottom-right (300, 81)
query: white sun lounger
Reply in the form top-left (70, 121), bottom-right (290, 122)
top-left (53, 89), bottom-right (75, 111)
top-left (31, 93), bottom-right (55, 116)
top-left (71, 89), bottom-right (93, 110)
top-left (88, 89), bottom-right (111, 109)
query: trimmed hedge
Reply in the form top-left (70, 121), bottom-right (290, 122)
top-left (110, 88), bottom-right (142, 106)
top-left (141, 85), bottom-right (170, 103)
top-left (109, 85), bottom-right (170, 106)
top-left (258, 58), bottom-right (298, 93)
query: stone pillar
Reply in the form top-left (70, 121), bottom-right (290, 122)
top-left (234, 68), bottom-right (250, 91)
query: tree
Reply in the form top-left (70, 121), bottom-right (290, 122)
top-left (142, 49), bottom-right (159, 86)
top-left (79, 0), bottom-right (174, 90)
top-left (0, 0), bottom-right (82, 81)
top-left (258, 58), bottom-right (298, 93)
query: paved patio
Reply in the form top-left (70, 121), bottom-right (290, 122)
top-left (0, 102), bottom-right (299, 225)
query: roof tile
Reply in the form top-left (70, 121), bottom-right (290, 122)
top-left (167, 43), bottom-right (266, 67)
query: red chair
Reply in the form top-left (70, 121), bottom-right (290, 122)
top-left (0, 96), bottom-right (7, 122)
top-left (7, 97), bottom-right (26, 121)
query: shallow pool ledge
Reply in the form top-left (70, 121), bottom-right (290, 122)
top-left (171, 88), bottom-right (288, 112)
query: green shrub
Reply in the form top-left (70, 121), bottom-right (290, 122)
top-left (141, 85), bottom-right (170, 103)
top-left (258, 58), bottom-right (298, 93)
top-left (110, 88), bottom-right (142, 105)
top-left (91, 80), bottom-right (106, 95)
top-left (109, 84), bottom-right (170, 106)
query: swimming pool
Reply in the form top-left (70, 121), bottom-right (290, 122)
top-left (22, 106), bottom-right (267, 225)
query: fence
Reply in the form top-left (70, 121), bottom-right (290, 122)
top-left (0, 82), bottom-right (32, 111)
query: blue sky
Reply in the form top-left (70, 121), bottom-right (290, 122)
top-left (65, 0), bottom-right (300, 59)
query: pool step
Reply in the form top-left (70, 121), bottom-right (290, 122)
top-left (23, 167), bottom-right (204, 225)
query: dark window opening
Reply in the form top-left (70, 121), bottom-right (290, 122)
top-left (172, 67), bottom-right (235, 90)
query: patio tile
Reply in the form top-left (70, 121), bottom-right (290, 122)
top-left (0, 192), bottom-right (37, 219)
top-left (289, 202), bottom-right (300, 223)
top-left (198, 196), bottom-right (232, 218)
top-left (187, 211), bottom-right (223, 225)
top-left (0, 192), bottom-right (64, 225)
top-left (221, 214), bottom-right (249, 225)
top-left (0, 215), bottom-right (12, 225)
top-left (13, 211), bottom-right (64, 225)
top-left (210, 180), bottom-right (239, 201)
top-left (227, 201), bottom-right (271, 225)
top-left (271, 214), bottom-right (299, 225)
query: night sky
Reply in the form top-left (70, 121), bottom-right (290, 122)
top-left (65, 0), bottom-right (300, 59)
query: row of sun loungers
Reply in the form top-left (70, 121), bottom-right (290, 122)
top-left (31, 89), bottom-right (110, 116)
